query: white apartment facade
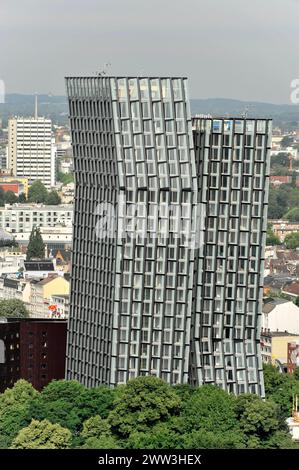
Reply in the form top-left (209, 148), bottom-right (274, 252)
top-left (0, 276), bottom-right (31, 303)
top-left (0, 203), bottom-right (73, 235)
top-left (0, 248), bottom-right (26, 276)
top-left (8, 117), bottom-right (55, 188)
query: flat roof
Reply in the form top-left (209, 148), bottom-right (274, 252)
top-left (65, 76), bottom-right (188, 80)
top-left (0, 318), bottom-right (67, 323)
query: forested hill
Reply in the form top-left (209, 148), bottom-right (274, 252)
top-left (1, 94), bottom-right (299, 129)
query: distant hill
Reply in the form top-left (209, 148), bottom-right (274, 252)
top-left (1, 94), bottom-right (299, 130)
top-left (0, 94), bottom-right (68, 126)
top-left (190, 98), bottom-right (299, 129)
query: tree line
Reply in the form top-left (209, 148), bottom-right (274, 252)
top-left (0, 180), bottom-right (61, 206)
top-left (0, 366), bottom-right (299, 449)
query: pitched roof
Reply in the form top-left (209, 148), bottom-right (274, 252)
top-left (283, 281), bottom-right (299, 296)
top-left (35, 275), bottom-right (60, 286)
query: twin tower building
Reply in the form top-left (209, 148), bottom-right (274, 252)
top-left (65, 76), bottom-right (271, 396)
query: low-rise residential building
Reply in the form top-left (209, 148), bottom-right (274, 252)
top-left (48, 249), bottom-right (71, 274)
top-left (0, 176), bottom-right (29, 197)
top-left (0, 203), bottom-right (73, 235)
top-left (271, 147), bottom-right (298, 158)
top-left (57, 182), bottom-right (74, 204)
top-left (263, 274), bottom-right (294, 295)
top-left (23, 260), bottom-right (55, 280)
top-left (29, 275), bottom-right (70, 318)
top-left (270, 175), bottom-right (292, 187)
top-left (0, 276), bottom-right (31, 303)
top-left (49, 294), bottom-right (69, 319)
top-left (282, 281), bottom-right (299, 299)
top-left (270, 221), bottom-right (299, 242)
top-left (261, 329), bottom-right (299, 370)
top-left (262, 298), bottom-right (299, 335)
top-left (260, 329), bottom-right (272, 365)
top-left (0, 247), bottom-right (26, 276)
top-left (0, 181), bottom-right (25, 196)
top-left (17, 226), bottom-right (73, 250)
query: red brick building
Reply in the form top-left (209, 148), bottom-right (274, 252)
top-left (270, 175), bottom-right (292, 186)
top-left (0, 181), bottom-right (25, 196)
top-left (0, 318), bottom-right (67, 392)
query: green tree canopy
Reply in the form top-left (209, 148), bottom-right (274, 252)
top-left (57, 172), bottom-right (74, 185)
top-left (30, 381), bottom-right (117, 434)
top-left (0, 187), bottom-right (4, 206)
top-left (268, 187), bottom-right (287, 219)
top-left (181, 429), bottom-right (246, 449)
top-left (77, 386), bottom-right (118, 421)
top-left (181, 384), bottom-right (238, 434)
top-left (236, 397), bottom-right (294, 448)
top-left (0, 299), bottom-right (29, 318)
top-left (238, 398), bottom-right (280, 437)
top-left (271, 153), bottom-right (289, 166)
top-left (81, 435), bottom-right (120, 449)
top-left (127, 422), bottom-right (184, 449)
top-left (263, 363), bottom-right (299, 418)
top-left (280, 136), bottom-right (294, 148)
top-left (271, 165), bottom-right (290, 176)
top-left (28, 180), bottom-right (48, 203)
top-left (109, 376), bottom-right (181, 438)
top-left (11, 419), bottom-right (72, 449)
top-left (46, 190), bottom-right (61, 205)
top-left (284, 207), bottom-right (299, 222)
top-left (284, 231), bottom-right (299, 249)
top-left (0, 380), bottom-right (39, 448)
top-left (39, 380), bottom-right (85, 403)
top-left (26, 227), bottom-right (45, 260)
top-left (18, 193), bottom-right (27, 203)
top-left (81, 415), bottom-right (111, 440)
top-left (266, 224), bottom-right (281, 246)
top-left (0, 380), bottom-right (38, 407)
top-left (4, 190), bottom-right (18, 204)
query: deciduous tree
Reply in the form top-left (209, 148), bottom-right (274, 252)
top-left (11, 419), bottom-right (72, 449)
top-left (0, 299), bottom-right (29, 318)
top-left (109, 376), bottom-right (181, 438)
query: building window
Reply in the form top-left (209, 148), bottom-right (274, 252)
top-left (0, 340), bottom-right (5, 364)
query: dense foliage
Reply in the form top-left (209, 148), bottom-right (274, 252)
top-left (11, 419), bottom-right (72, 449)
top-left (0, 370), bottom-right (298, 449)
top-left (0, 188), bottom-right (21, 206)
top-left (0, 299), bottom-right (29, 318)
top-left (57, 171), bottom-right (74, 185)
top-left (26, 227), bottom-right (45, 260)
top-left (266, 224), bottom-right (281, 246)
top-left (268, 184), bottom-right (299, 221)
top-left (284, 232), bottom-right (299, 249)
top-left (28, 180), bottom-right (61, 205)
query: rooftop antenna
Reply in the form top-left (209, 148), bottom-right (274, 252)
top-left (34, 93), bottom-right (38, 119)
top-left (241, 105), bottom-right (249, 119)
top-left (94, 63), bottom-right (111, 77)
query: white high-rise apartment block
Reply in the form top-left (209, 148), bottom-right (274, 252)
top-left (8, 115), bottom-right (55, 188)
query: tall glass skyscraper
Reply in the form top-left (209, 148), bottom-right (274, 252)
top-left (66, 76), bottom-right (271, 395)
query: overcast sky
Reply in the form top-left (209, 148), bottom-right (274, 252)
top-left (1, 0), bottom-right (298, 103)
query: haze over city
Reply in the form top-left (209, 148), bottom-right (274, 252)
top-left (1, 0), bottom-right (299, 103)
